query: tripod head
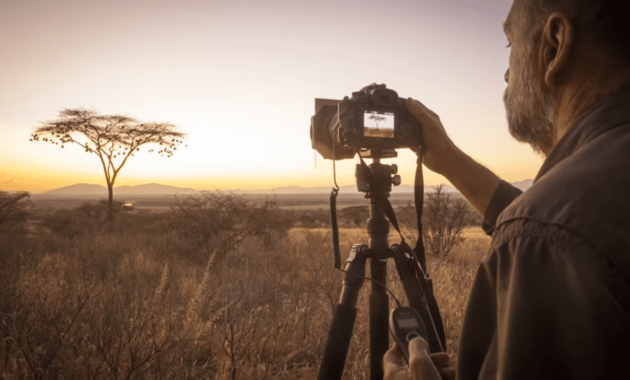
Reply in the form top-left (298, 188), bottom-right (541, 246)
top-left (355, 157), bottom-right (402, 195)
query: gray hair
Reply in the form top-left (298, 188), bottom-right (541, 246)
top-left (523, 0), bottom-right (630, 67)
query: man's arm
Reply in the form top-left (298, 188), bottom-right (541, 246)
top-left (405, 98), bottom-right (514, 219)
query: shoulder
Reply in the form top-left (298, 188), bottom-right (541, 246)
top-left (486, 217), bottom-right (630, 315)
top-left (494, 125), bottom-right (630, 281)
top-left (499, 127), bottom-right (630, 247)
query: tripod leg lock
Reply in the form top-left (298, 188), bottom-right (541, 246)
top-left (339, 244), bottom-right (369, 306)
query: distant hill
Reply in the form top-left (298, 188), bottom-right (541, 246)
top-left (511, 179), bottom-right (534, 191)
top-left (115, 183), bottom-right (199, 195)
top-left (41, 183), bottom-right (199, 196)
top-left (42, 183), bottom-right (109, 195)
top-left (40, 179), bottom-right (533, 197)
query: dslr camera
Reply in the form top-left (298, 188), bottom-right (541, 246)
top-left (311, 83), bottom-right (423, 160)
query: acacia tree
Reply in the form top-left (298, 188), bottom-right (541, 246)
top-left (31, 109), bottom-right (186, 222)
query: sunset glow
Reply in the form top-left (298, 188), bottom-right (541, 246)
top-left (0, 0), bottom-right (537, 193)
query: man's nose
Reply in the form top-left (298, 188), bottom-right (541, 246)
top-left (504, 69), bottom-right (509, 83)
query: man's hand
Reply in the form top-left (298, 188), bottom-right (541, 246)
top-left (405, 97), bottom-right (502, 217)
top-left (405, 98), bottom-right (459, 176)
top-left (383, 337), bottom-right (455, 380)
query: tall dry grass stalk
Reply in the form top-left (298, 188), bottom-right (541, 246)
top-left (0, 216), bottom-right (489, 379)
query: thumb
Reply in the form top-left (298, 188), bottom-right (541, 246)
top-left (407, 338), bottom-right (442, 380)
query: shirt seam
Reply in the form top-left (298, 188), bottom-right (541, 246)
top-left (490, 216), bottom-right (602, 261)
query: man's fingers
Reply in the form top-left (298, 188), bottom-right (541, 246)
top-left (406, 98), bottom-right (435, 125)
top-left (406, 98), bottom-right (438, 121)
top-left (407, 338), bottom-right (443, 380)
top-left (438, 367), bottom-right (457, 380)
top-left (413, 98), bottom-right (438, 118)
top-left (383, 343), bottom-right (404, 369)
top-left (407, 337), bottom-right (432, 369)
top-left (408, 336), bottom-right (431, 356)
top-left (431, 352), bottom-right (456, 380)
top-left (430, 352), bottom-right (450, 368)
top-left (439, 367), bottom-right (457, 379)
top-left (383, 344), bottom-right (407, 380)
top-left (385, 339), bottom-right (447, 380)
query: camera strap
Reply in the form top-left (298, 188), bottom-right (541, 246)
top-left (414, 155), bottom-right (427, 273)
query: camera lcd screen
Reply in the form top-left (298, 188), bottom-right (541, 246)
top-left (364, 111), bottom-right (394, 138)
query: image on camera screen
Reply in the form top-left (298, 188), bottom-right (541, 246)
top-left (364, 111), bottom-right (395, 138)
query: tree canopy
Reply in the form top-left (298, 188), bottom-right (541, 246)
top-left (31, 109), bottom-right (186, 221)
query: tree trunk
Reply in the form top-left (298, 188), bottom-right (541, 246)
top-left (107, 184), bottom-right (114, 223)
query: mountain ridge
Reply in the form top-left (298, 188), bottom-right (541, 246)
top-left (38, 180), bottom-right (534, 196)
top-left (41, 183), bottom-right (199, 196)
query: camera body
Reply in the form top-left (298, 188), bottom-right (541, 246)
top-left (310, 84), bottom-right (423, 160)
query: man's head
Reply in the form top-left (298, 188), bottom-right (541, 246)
top-left (503, 0), bottom-right (630, 155)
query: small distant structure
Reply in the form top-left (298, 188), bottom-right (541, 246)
top-left (122, 202), bottom-right (134, 211)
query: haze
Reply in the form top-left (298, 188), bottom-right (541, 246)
top-left (0, 0), bottom-right (539, 193)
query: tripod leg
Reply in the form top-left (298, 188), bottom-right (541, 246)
top-left (318, 244), bottom-right (368, 380)
top-left (369, 258), bottom-right (389, 380)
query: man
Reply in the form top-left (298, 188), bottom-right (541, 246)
top-left (384, 0), bottom-right (630, 379)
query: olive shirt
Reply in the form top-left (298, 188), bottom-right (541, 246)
top-left (457, 84), bottom-right (630, 380)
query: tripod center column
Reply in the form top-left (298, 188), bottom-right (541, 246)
top-left (367, 199), bottom-right (390, 256)
top-left (367, 191), bottom-right (391, 380)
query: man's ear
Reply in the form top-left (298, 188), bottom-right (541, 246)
top-left (540, 12), bottom-right (574, 90)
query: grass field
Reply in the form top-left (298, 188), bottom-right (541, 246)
top-left (0, 200), bottom-right (490, 379)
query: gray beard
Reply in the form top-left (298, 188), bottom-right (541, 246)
top-left (503, 52), bottom-right (556, 155)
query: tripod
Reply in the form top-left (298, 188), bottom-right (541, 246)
top-left (317, 155), bottom-right (445, 380)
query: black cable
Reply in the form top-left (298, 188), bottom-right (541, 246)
top-left (334, 267), bottom-right (402, 307)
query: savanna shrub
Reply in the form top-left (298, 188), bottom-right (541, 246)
top-left (0, 191), bottom-right (31, 232)
top-left (400, 185), bottom-right (474, 258)
top-left (170, 191), bottom-right (292, 260)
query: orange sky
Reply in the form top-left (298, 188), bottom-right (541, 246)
top-left (0, 0), bottom-right (541, 193)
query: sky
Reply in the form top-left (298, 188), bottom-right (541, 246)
top-left (0, 0), bottom-right (543, 193)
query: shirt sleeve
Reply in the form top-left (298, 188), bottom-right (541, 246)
top-left (457, 221), bottom-right (630, 380)
top-left (481, 180), bottom-right (523, 235)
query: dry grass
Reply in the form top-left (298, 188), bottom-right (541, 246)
top-left (0, 214), bottom-right (490, 379)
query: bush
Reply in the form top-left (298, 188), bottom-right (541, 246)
top-left (400, 185), bottom-right (473, 258)
top-left (170, 191), bottom-right (292, 261)
top-left (0, 191), bottom-right (31, 231)
top-left (43, 208), bottom-right (100, 239)
top-left (0, 202), bottom-right (490, 378)
top-left (338, 206), bottom-right (369, 227)
top-left (79, 199), bottom-right (124, 222)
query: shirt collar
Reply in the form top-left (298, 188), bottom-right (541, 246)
top-left (535, 83), bottom-right (630, 182)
